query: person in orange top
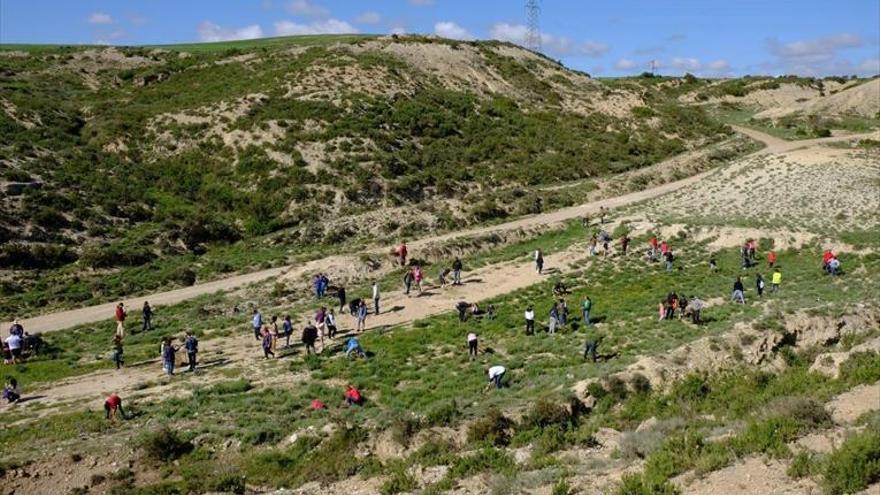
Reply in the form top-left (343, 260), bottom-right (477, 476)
top-left (767, 250), bottom-right (777, 268)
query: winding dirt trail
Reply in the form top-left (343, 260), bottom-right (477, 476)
top-left (10, 127), bottom-right (875, 335)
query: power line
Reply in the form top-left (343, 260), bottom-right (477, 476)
top-left (525, 0), bottom-right (541, 52)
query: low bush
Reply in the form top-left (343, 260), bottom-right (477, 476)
top-left (823, 430), bottom-right (880, 495)
top-left (139, 426), bottom-right (193, 462)
top-left (467, 408), bottom-right (513, 446)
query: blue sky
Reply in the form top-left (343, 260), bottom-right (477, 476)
top-left (2, 0), bottom-right (878, 77)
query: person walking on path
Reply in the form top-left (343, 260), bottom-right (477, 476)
top-left (337, 286), bottom-right (347, 314)
top-left (396, 241), bottom-right (408, 267)
top-left (581, 296), bottom-right (593, 326)
top-left (372, 282), bottom-right (381, 315)
top-left (115, 302), bottom-right (127, 338)
top-left (261, 326), bottom-right (275, 359)
top-left (301, 321), bottom-right (318, 355)
top-left (315, 306), bottom-right (328, 343)
top-left (326, 309), bottom-right (338, 339)
top-left (756, 273), bottom-right (765, 298)
top-left (112, 335), bottom-right (124, 370)
top-left (524, 306), bottom-right (535, 335)
top-left (452, 257), bottom-right (463, 285)
top-left (485, 365), bottom-right (506, 390)
top-left (467, 332), bottom-right (478, 359)
top-left (413, 266), bottom-right (424, 295)
top-left (282, 315), bottom-right (293, 347)
top-left (732, 277), bottom-right (746, 304)
top-left (771, 268), bottom-right (782, 292)
top-left (403, 270), bottom-right (414, 296)
top-left (252, 309), bottom-right (263, 341)
top-left (535, 249), bottom-right (544, 275)
top-left (184, 332), bottom-right (198, 372)
top-left (142, 301), bottom-right (153, 332)
top-left (356, 300), bottom-right (368, 332)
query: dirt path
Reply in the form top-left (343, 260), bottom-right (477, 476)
top-left (11, 243), bottom-right (594, 416)
top-left (730, 125), bottom-right (879, 154)
top-left (11, 128), bottom-right (874, 336)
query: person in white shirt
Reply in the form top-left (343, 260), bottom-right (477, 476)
top-left (524, 306), bottom-right (535, 335)
top-left (467, 332), bottom-right (478, 359)
top-left (5, 334), bottom-right (22, 363)
top-left (372, 282), bottom-right (380, 315)
top-left (486, 365), bottom-right (506, 390)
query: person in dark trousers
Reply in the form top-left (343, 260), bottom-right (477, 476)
top-left (282, 315), bottom-right (293, 347)
top-left (467, 332), bottom-right (478, 359)
top-left (456, 301), bottom-right (469, 323)
top-left (524, 306), bottom-right (535, 335)
top-left (756, 273), bottom-right (765, 298)
top-left (689, 296), bottom-right (703, 324)
top-left (403, 271), bottom-right (414, 296)
top-left (732, 277), bottom-right (746, 304)
top-left (581, 296), bottom-right (592, 326)
top-left (261, 326), bottom-right (275, 359)
top-left (452, 257), bottom-right (463, 285)
top-left (620, 235), bottom-right (630, 256)
top-left (535, 250), bottom-right (544, 274)
top-left (112, 335), bottom-right (124, 370)
top-left (162, 337), bottom-right (179, 375)
top-left (142, 301), bottom-right (153, 332)
top-left (184, 332), bottom-right (198, 372)
top-left (372, 282), bottom-right (380, 315)
top-left (104, 393), bottom-right (125, 420)
top-left (665, 250), bottom-right (674, 272)
top-left (583, 329), bottom-right (600, 363)
top-left (252, 309), bottom-right (262, 340)
top-left (485, 365), bottom-right (506, 390)
top-left (301, 322), bottom-right (318, 355)
top-left (337, 287), bottom-right (347, 314)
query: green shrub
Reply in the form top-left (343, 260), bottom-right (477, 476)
top-left (823, 430), bottom-right (880, 495)
top-left (614, 473), bottom-right (681, 495)
top-left (521, 398), bottom-right (573, 430)
top-left (426, 400), bottom-right (460, 426)
top-left (139, 426), bottom-right (193, 462)
top-left (467, 408), bottom-right (513, 446)
top-left (380, 467), bottom-right (417, 495)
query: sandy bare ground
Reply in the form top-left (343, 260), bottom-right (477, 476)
top-left (10, 128), bottom-right (876, 337)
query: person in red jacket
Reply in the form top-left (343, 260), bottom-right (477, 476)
top-left (767, 250), bottom-right (777, 268)
top-left (396, 241), bottom-right (408, 267)
top-left (822, 250), bottom-right (834, 272)
top-left (649, 236), bottom-right (659, 258)
top-left (104, 393), bottom-right (126, 420)
top-left (344, 384), bottom-right (363, 406)
top-left (114, 303), bottom-right (127, 338)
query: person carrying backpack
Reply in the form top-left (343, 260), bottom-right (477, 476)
top-left (184, 332), bottom-right (198, 372)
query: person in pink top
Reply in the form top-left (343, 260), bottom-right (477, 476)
top-left (413, 265), bottom-right (424, 295)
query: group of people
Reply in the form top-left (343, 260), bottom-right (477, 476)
top-left (3, 320), bottom-right (42, 365)
top-left (158, 332), bottom-right (199, 375)
top-left (658, 292), bottom-right (704, 324)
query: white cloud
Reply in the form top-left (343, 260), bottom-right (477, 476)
top-left (198, 21), bottom-right (264, 42)
top-left (390, 26), bottom-right (407, 35)
top-left (766, 33), bottom-right (866, 75)
top-left (706, 59), bottom-right (730, 71)
top-left (669, 57), bottom-right (702, 71)
top-left (434, 21), bottom-right (473, 40)
top-left (488, 22), bottom-right (599, 56)
top-left (614, 58), bottom-right (637, 70)
top-left (286, 0), bottom-right (329, 17)
top-left (274, 19), bottom-right (358, 36)
top-left (579, 41), bottom-right (609, 57)
top-left (88, 12), bottom-right (113, 24)
top-left (355, 12), bottom-right (382, 25)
